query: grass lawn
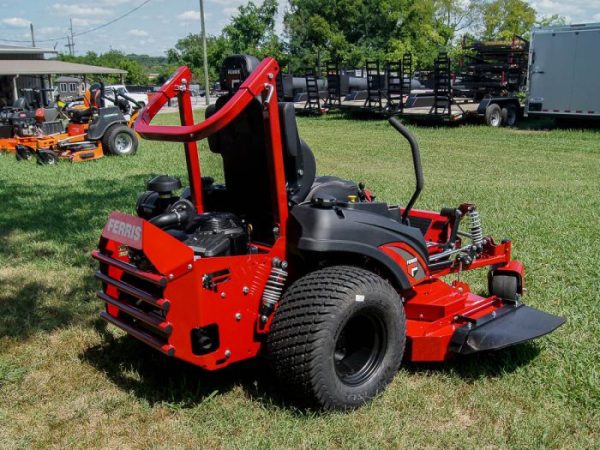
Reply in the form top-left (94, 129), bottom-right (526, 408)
top-left (0, 112), bottom-right (598, 449)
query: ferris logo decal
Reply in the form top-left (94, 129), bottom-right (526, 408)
top-left (102, 212), bottom-right (144, 249)
top-left (406, 257), bottom-right (419, 278)
top-left (107, 218), bottom-right (141, 241)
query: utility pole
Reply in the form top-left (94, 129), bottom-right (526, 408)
top-left (69, 18), bottom-right (75, 55)
top-left (199, 0), bottom-right (210, 105)
top-left (30, 23), bottom-right (36, 47)
top-left (65, 36), bottom-right (74, 56)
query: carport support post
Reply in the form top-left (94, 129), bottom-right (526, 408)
top-left (46, 75), bottom-right (53, 104)
top-left (12, 75), bottom-right (18, 103)
top-left (199, 0), bottom-right (210, 105)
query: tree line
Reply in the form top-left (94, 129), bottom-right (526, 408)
top-left (60, 0), bottom-right (564, 84)
top-left (167, 0), bottom-right (563, 82)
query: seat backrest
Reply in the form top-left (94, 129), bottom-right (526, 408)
top-left (12, 97), bottom-right (26, 109)
top-left (205, 96), bottom-right (275, 240)
top-left (278, 102), bottom-right (316, 203)
top-left (202, 55), bottom-right (318, 239)
top-left (86, 83), bottom-right (104, 108)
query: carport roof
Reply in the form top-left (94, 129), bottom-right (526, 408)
top-left (0, 59), bottom-right (127, 76)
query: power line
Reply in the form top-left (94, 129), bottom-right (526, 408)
top-left (0, 0), bottom-right (152, 44)
top-left (71, 0), bottom-right (152, 39)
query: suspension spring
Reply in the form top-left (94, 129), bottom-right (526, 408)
top-left (467, 207), bottom-right (484, 247)
top-left (260, 259), bottom-right (288, 321)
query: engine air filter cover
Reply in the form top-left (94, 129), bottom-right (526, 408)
top-left (147, 175), bottom-right (181, 195)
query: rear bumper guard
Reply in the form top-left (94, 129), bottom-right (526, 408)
top-left (449, 302), bottom-right (565, 354)
top-left (100, 311), bottom-right (175, 357)
top-left (92, 250), bottom-right (175, 357)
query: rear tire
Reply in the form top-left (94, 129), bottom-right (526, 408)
top-left (485, 103), bottom-right (502, 127)
top-left (501, 105), bottom-right (517, 127)
top-left (103, 124), bottom-right (138, 156)
top-left (266, 265), bottom-right (406, 410)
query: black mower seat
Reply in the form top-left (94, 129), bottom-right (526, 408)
top-left (68, 107), bottom-right (94, 123)
top-left (205, 99), bottom-right (357, 206)
top-left (278, 102), bottom-right (316, 203)
top-left (278, 104), bottom-right (360, 204)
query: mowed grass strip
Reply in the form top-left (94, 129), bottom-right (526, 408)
top-left (0, 112), bottom-right (598, 449)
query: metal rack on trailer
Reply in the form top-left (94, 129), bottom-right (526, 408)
top-left (324, 62), bottom-right (341, 108)
top-left (398, 47), bottom-right (524, 127)
top-left (459, 35), bottom-right (529, 99)
top-left (295, 53), bottom-right (414, 117)
top-left (302, 69), bottom-right (322, 114)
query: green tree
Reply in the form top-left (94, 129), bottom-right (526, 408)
top-left (284, 0), bottom-right (446, 71)
top-left (167, 34), bottom-right (231, 81)
top-left (167, 0), bottom-right (283, 82)
top-left (478, 0), bottom-right (536, 40)
top-left (434, 0), bottom-right (482, 45)
top-left (58, 50), bottom-right (148, 84)
top-left (536, 14), bottom-right (566, 28)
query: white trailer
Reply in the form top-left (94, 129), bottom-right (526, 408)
top-left (526, 23), bottom-right (600, 120)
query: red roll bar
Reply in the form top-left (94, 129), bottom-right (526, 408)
top-left (134, 57), bottom-right (280, 142)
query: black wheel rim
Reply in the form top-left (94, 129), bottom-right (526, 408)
top-left (334, 308), bottom-right (387, 386)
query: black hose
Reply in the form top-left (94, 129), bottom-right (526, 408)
top-left (388, 116), bottom-right (424, 224)
top-left (149, 209), bottom-right (190, 229)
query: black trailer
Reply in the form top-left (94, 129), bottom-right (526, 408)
top-left (397, 48), bottom-right (524, 127)
top-left (292, 54), bottom-right (415, 117)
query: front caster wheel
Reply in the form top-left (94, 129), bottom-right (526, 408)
top-left (489, 273), bottom-right (519, 300)
top-left (15, 144), bottom-right (33, 161)
top-left (36, 149), bottom-right (58, 165)
top-left (266, 265), bottom-right (406, 410)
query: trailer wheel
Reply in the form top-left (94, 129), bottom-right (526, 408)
top-left (103, 124), bottom-right (138, 156)
top-left (490, 273), bottom-right (519, 301)
top-left (485, 103), bottom-right (502, 127)
top-left (266, 265), bottom-right (406, 410)
top-left (501, 106), bottom-right (517, 127)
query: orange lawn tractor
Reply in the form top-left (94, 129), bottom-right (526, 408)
top-left (1, 84), bottom-right (140, 164)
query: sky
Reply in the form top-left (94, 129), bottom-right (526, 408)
top-left (0, 0), bottom-right (598, 56)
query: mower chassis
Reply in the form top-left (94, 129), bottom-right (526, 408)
top-left (93, 59), bottom-right (564, 372)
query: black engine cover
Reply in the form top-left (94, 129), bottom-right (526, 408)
top-left (184, 212), bottom-right (247, 257)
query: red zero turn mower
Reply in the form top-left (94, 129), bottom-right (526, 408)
top-left (93, 55), bottom-right (565, 410)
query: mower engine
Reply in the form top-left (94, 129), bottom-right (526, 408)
top-left (136, 175), bottom-right (248, 258)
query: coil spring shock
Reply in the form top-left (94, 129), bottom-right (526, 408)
top-left (467, 206), bottom-right (484, 247)
top-left (260, 258), bottom-right (288, 322)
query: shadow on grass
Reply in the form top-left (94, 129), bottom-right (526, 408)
top-left (81, 321), bottom-right (293, 410)
top-left (0, 174), bottom-right (155, 339)
top-left (0, 271), bottom-right (99, 339)
top-left (404, 342), bottom-right (541, 382)
top-left (0, 175), bottom-right (155, 261)
top-left (81, 320), bottom-right (542, 411)
top-left (0, 280), bottom-right (71, 338)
